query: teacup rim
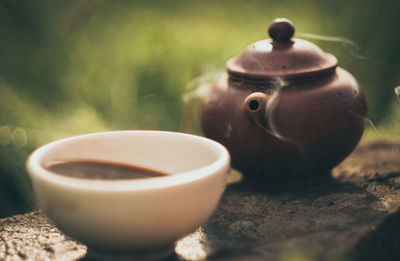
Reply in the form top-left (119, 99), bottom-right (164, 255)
top-left (27, 130), bottom-right (230, 191)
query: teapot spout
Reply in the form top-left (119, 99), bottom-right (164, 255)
top-left (243, 92), bottom-right (267, 122)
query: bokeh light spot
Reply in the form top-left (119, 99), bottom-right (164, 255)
top-left (12, 128), bottom-right (27, 147)
top-left (394, 86), bottom-right (400, 98)
top-left (0, 126), bottom-right (12, 145)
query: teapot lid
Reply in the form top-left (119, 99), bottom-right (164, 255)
top-left (227, 18), bottom-right (337, 81)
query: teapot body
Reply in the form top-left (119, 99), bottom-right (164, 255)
top-left (201, 67), bottom-right (366, 181)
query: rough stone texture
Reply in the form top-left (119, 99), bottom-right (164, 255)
top-left (2, 139), bottom-right (400, 260)
top-left (0, 211), bottom-right (86, 261)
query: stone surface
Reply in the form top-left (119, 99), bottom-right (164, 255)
top-left (2, 139), bottom-right (400, 260)
top-left (0, 211), bottom-right (86, 261)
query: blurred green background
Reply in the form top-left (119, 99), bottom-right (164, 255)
top-left (1, 0), bottom-right (400, 218)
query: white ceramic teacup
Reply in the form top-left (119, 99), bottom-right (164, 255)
top-left (27, 131), bottom-right (230, 260)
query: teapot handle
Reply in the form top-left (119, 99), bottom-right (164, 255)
top-left (243, 92), bottom-right (267, 122)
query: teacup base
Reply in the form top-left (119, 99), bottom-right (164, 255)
top-left (86, 245), bottom-right (174, 261)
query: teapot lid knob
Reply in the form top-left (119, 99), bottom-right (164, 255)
top-left (268, 18), bottom-right (295, 42)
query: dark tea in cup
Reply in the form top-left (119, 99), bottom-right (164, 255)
top-left (45, 160), bottom-right (170, 180)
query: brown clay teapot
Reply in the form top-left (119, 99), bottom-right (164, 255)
top-left (201, 18), bottom-right (367, 181)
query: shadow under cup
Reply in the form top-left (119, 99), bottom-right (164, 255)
top-left (27, 131), bottom-right (230, 260)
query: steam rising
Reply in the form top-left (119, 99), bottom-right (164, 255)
top-left (183, 71), bottom-right (224, 103)
top-left (298, 33), bottom-right (366, 60)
